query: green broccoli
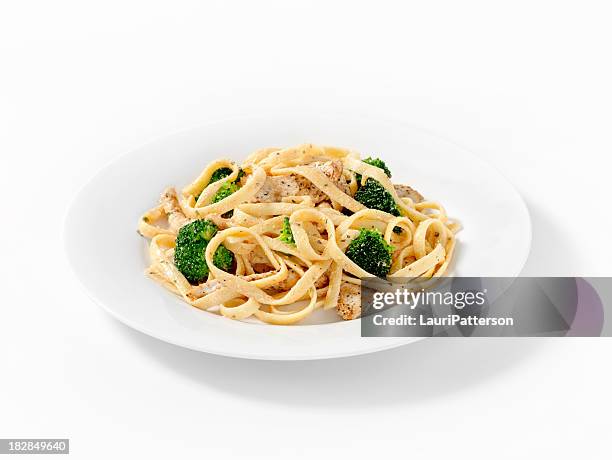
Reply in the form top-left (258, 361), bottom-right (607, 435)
top-left (173, 219), bottom-right (234, 283)
top-left (210, 167), bottom-right (233, 183)
top-left (345, 228), bottom-right (394, 278)
top-left (355, 157), bottom-right (392, 184)
top-left (210, 167), bottom-right (245, 184)
top-left (195, 170), bottom-right (244, 217)
top-left (363, 157), bottom-right (392, 178)
top-left (174, 220), bottom-right (216, 283)
top-left (176, 219), bottom-right (217, 244)
top-left (210, 168), bottom-right (246, 205)
top-left (279, 217), bottom-right (295, 246)
top-left (211, 181), bottom-right (240, 204)
top-left (354, 179), bottom-right (400, 216)
top-left (196, 168), bottom-right (245, 202)
top-left (210, 180), bottom-right (241, 218)
top-left (212, 244), bottom-right (234, 272)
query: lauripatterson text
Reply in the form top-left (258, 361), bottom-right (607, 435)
top-left (372, 314), bottom-right (514, 327)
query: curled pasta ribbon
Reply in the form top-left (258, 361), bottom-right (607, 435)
top-left (180, 166), bottom-right (267, 218)
top-left (272, 165), bottom-right (366, 213)
top-left (206, 227), bottom-right (329, 305)
top-left (413, 218), bottom-right (448, 259)
top-left (147, 234), bottom-right (192, 299)
top-left (389, 218), bottom-right (450, 279)
top-left (182, 159), bottom-right (240, 198)
top-left (220, 298), bottom-right (262, 320)
top-left (342, 157), bottom-right (431, 222)
top-left (138, 205), bottom-right (174, 238)
top-left (139, 144), bottom-right (460, 324)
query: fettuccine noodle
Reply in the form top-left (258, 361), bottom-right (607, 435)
top-left (138, 144), bottom-right (460, 324)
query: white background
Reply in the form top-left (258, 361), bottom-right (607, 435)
top-left (1, 1), bottom-right (611, 458)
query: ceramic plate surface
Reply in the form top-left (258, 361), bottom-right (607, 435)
top-left (65, 114), bottom-right (531, 360)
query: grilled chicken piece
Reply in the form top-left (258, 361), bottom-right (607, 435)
top-left (315, 160), bottom-right (353, 197)
top-left (394, 184), bottom-right (424, 203)
top-left (252, 160), bottom-right (347, 204)
top-left (292, 160), bottom-right (343, 204)
top-left (336, 281), bottom-right (362, 320)
top-left (311, 160), bottom-right (343, 182)
top-left (314, 272), bottom-right (330, 289)
top-left (160, 187), bottom-right (192, 232)
top-left (263, 271), bottom-right (300, 294)
top-left (251, 175), bottom-right (300, 203)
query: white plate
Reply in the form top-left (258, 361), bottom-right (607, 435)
top-left (64, 114), bottom-right (531, 360)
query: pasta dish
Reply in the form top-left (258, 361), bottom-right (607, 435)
top-left (137, 144), bottom-right (460, 324)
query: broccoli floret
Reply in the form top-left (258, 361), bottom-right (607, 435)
top-left (174, 220), bottom-right (218, 283)
top-left (279, 217), bottom-right (295, 246)
top-left (210, 167), bottom-right (233, 183)
top-left (211, 181), bottom-right (240, 218)
top-left (356, 157), bottom-right (392, 184)
top-left (196, 168), bottom-right (244, 201)
top-left (354, 179), bottom-right (400, 216)
top-left (174, 242), bottom-right (208, 284)
top-left (212, 244), bottom-right (234, 272)
top-left (196, 170), bottom-right (244, 216)
top-left (363, 157), bottom-right (392, 178)
top-left (210, 167), bottom-right (245, 184)
top-left (173, 220), bottom-right (233, 282)
top-left (174, 220), bottom-right (236, 282)
top-left (345, 228), bottom-right (394, 278)
top-left (176, 219), bottom-right (217, 244)
top-left (211, 181), bottom-right (240, 204)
